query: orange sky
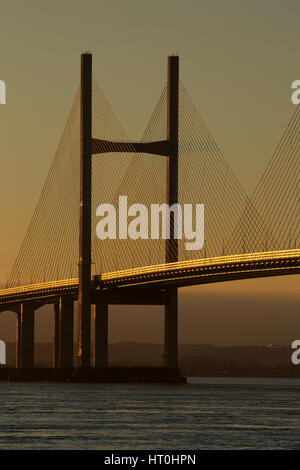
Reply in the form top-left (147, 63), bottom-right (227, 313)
top-left (0, 1), bottom-right (299, 345)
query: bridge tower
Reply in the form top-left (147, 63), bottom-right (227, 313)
top-left (78, 52), bottom-right (92, 368)
top-left (78, 53), bottom-right (180, 369)
top-left (165, 56), bottom-right (179, 368)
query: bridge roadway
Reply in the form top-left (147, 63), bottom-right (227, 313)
top-left (0, 248), bottom-right (298, 379)
top-left (0, 249), bottom-right (299, 309)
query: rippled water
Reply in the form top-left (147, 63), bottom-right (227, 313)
top-left (0, 377), bottom-right (299, 449)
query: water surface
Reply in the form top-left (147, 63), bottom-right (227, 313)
top-left (0, 377), bottom-right (299, 449)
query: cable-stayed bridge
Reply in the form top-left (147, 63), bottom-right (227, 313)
top-left (0, 54), bottom-right (299, 380)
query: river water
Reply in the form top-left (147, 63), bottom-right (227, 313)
top-left (0, 377), bottom-right (299, 449)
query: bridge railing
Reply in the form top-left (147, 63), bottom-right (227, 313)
top-left (101, 249), bottom-right (300, 280)
top-left (0, 278), bottom-right (79, 297)
top-left (0, 249), bottom-right (299, 299)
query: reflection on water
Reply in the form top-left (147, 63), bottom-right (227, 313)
top-left (0, 377), bottom-right (299, 449)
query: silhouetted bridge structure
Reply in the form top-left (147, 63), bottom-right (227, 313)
top-left (0, 54), bottom-right (298, 381)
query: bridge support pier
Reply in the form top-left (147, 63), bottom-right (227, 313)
top-left (53, 298), bottom-right (74, 368)
top-left (164, 287), bottom-right (178, 368)
top-left (16, 303), bottom-right (35, 368)
top-left (93, 301), bottom-right (108, 367)
top-left (53, 303), bottom-right (59, 367)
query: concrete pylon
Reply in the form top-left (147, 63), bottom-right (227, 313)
top-left (93, 300), bottom-right (108, 367)
top-left (53, 298), bottom-right (74, 368)
top-left (16, 303), bottom-right (35, 368)
top-left (164, 287), bottom-right (178, 368)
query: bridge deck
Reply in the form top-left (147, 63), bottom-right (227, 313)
top-left (0, 249), bottom-right (299, 307)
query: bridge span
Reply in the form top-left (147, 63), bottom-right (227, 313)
top-left (0, 249), bottom-right (299, 375)
top-left (0, 249), bottom-right (299, 306)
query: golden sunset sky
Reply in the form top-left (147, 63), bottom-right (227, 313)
top-left (0, 0), bottom-right (299, 345)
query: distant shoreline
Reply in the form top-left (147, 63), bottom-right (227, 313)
top-left (185, 371), bottom-right (300, 379)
